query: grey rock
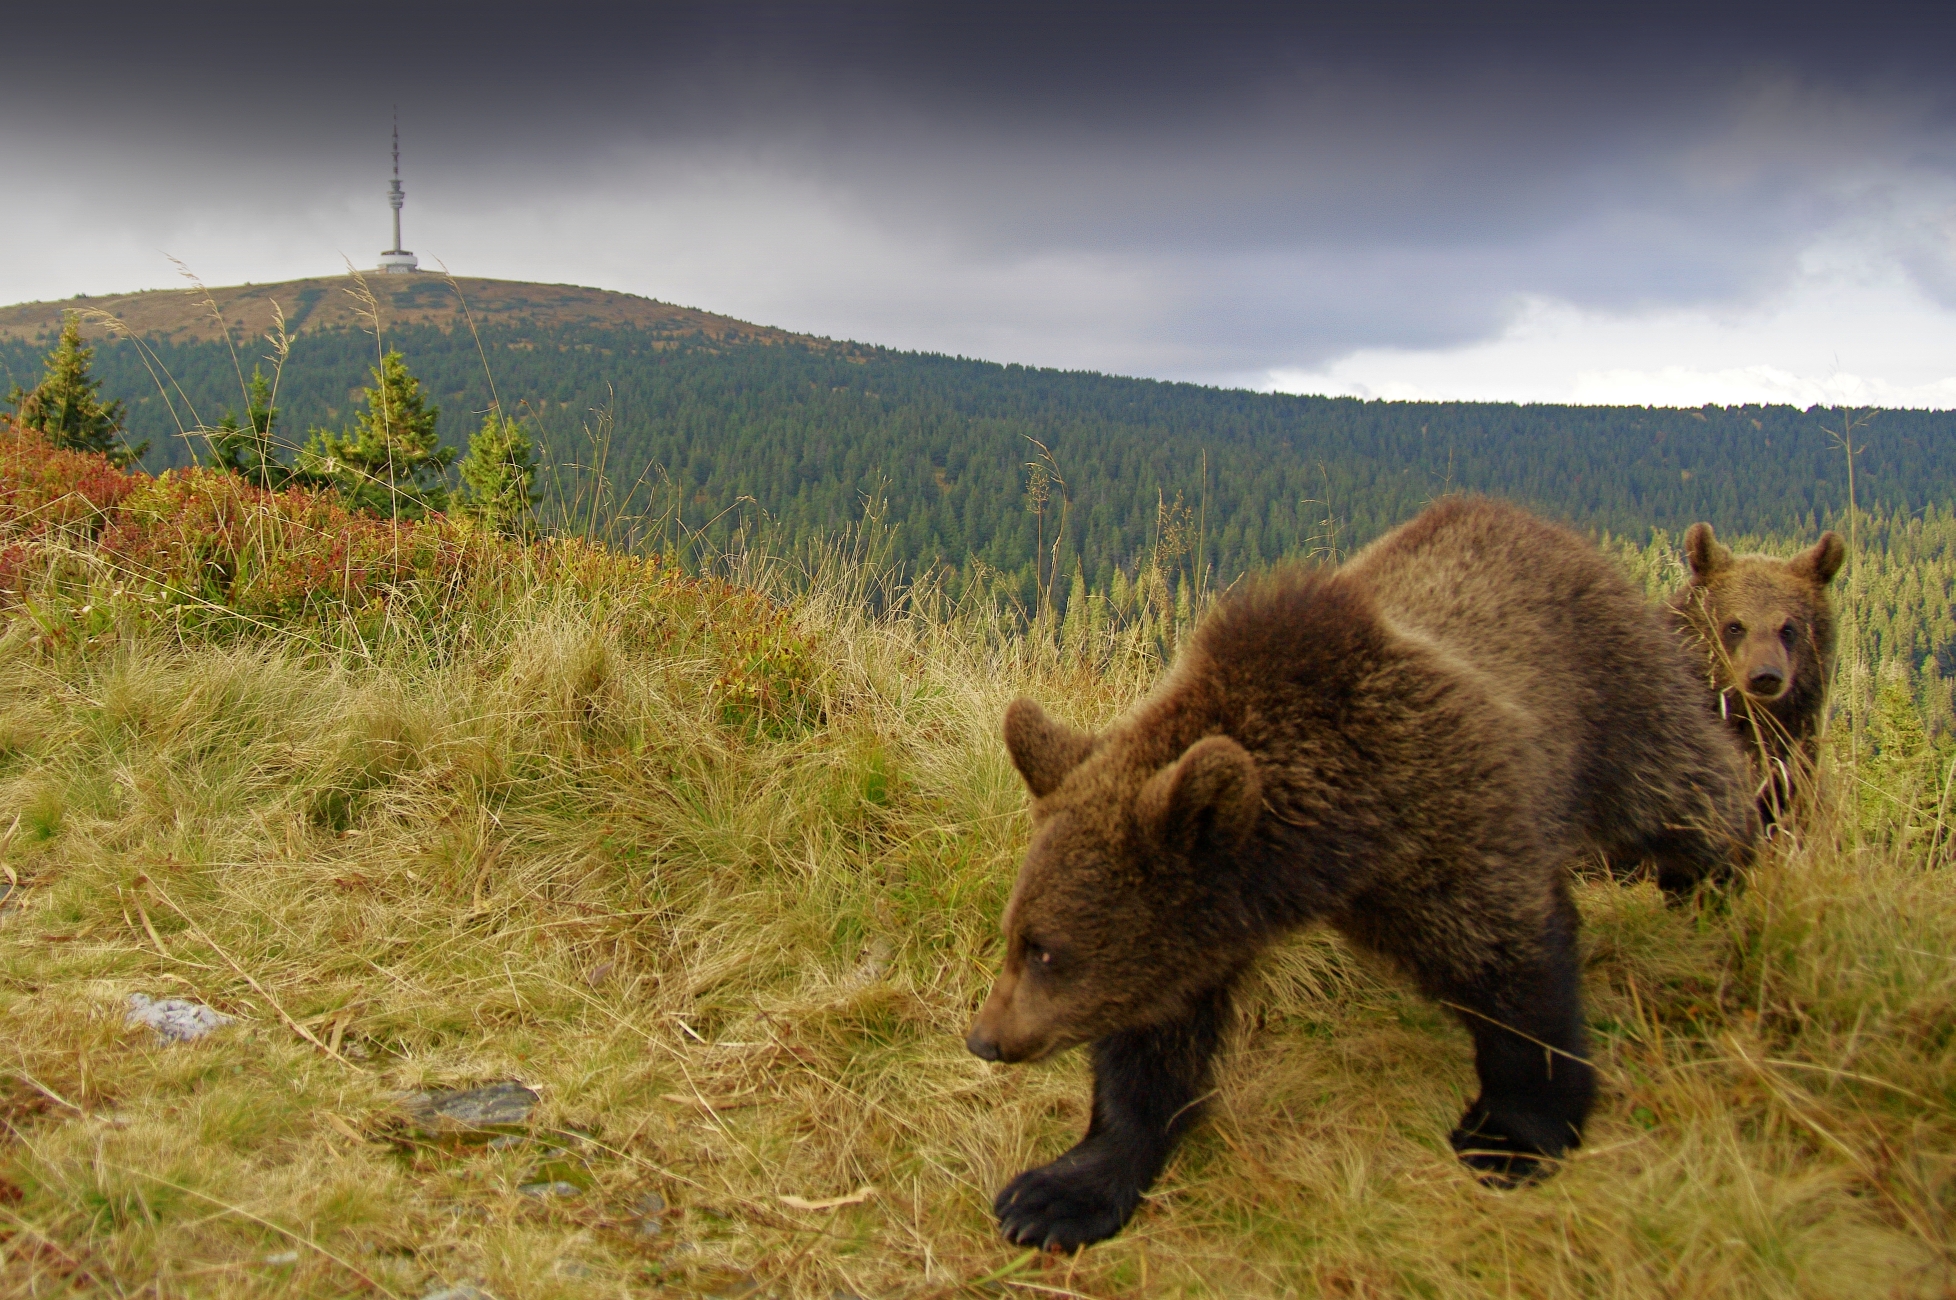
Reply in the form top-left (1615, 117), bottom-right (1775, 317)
top-left (632, 1189), bottom-right (667, 1235)
top-left (421, 1285), bottom-right (496, 1300)
top-left (127, 994), bottom-right (232, 1042)
top-left (517, 1180), bottom-right (583, 1198)
top-left (400, 1081), bottom-right (537, 1135)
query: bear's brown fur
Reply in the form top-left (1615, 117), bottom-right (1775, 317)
top-left (1668, 523), bottom-right (1844, 824)
top-left (967, 497), bottom-right (1755, 1251)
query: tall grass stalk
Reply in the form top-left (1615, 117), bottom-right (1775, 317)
top-left (1823, 410), bottom-right (1876, 774)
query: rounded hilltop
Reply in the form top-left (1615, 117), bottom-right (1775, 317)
top-left (0, 275), bottom-right (824, 351)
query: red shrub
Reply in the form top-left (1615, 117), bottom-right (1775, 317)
top-left (99, 470), bottom-right (481, 623)
top-left (0, 417), bottom-right (823, 730)
top-left (0, 416), bottom-right (141, 530)
top-left (0, 416), bottom-right (143, 595)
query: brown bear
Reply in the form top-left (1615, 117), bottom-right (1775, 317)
top-left (966, 497), bottom-right (1756, 1252)
top-left (1668, 523), bottom-right (1844, 825)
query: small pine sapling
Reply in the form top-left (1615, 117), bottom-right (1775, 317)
top-left (209, 368), bottom-right (292, 491)
top-left (457, 408), bottom-right (541, 538)
top-left (9, 314), bottom-right (147, 468)
top-left (296, 350), bottom-right (456, 519)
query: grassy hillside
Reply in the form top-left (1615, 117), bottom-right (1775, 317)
top-left (5, 275), bottom-right (1955, 618)
top-left (0, 424), bottom-right (1951, 1297)
top-left (0, 276), bottom-right (804, 350)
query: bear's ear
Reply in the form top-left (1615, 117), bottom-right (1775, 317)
top-left (1791, 531), bottom-right (1846, 587)
top-left (1003, 699), bottom-right (1093, 798)
top-left (1136, 735), bottom-right (1261, 855)
top-left (1682, 523), bottom-right (1732, 583)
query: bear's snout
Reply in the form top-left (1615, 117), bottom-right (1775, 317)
top-left (967, 973), bottom-right (1062, 1063)
top-left (1744, 663), bottom-right (1787, 699)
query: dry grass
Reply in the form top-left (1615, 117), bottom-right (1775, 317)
top-left (0, 565), bottom-right (1951, 1298)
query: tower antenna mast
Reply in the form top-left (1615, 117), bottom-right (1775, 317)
top-left (379, 109), bottom-right (419, 273)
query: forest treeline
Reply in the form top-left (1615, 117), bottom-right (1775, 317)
top-left (4, 319), bottom-right (1952, 611)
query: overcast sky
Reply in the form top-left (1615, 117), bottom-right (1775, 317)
top-left (8, 1), bottom-right (1955, 406)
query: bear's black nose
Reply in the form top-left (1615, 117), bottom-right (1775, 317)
top-left (965, 1028), bottom-right (1002, 1061)
top-left (1746, 666), bottom-right (1786, 697)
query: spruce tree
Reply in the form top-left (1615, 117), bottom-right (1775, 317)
top-left (1061, 564), bottom-right (1089, 653)
top-left (457, 408), bottom-right (541, 537)
top-left (9, 314), bottom-right (147, 468)
top-left (296, 350), bottom-right (455, 519)
top-left (1869, 659), bottom-right (1935, 841)
top-left (209, 367), bottom-right (291, 491)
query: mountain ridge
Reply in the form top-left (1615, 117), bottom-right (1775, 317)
top-left (0, 273), bottom-right (856, 354)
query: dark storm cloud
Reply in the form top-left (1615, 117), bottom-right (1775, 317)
top-left (11, 2), bottom-right (1956, 378)
top-left (33, 1), bottom-right (1954, 120)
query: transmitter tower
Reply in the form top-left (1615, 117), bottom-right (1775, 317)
top-left (378, 114), bottom-right (419, 273)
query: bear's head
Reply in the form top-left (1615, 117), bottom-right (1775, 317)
top-left (965, 699), bottom-right (1262, 1064)
top-left (1675, 522), bottom-right (1844, 708)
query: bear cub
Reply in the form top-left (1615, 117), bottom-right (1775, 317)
top-left (967, 497), bottom-right (1755, 1251)
top-left (1668, 523), bottom-right (1844, 824)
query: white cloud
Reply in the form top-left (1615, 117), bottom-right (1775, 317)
top-left (1263, 245), bottom-right (1956, 408)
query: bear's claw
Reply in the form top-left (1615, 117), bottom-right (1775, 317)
top-left (994, 1159), bottom-right (1140, 1252)
top-left (1449, 1103), bottom-right (1571, 1188)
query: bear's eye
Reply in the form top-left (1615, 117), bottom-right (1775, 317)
top-left (1778, 622), bottom-right (1798, 647)
top-left (1724, 621), bottom-right (1745, 640)
top-left (1021, 938), bottom-right (1057, 971)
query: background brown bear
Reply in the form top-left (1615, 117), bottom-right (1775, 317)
top-left (1668, 523), bottom-right (1844, 824)
top-left (967, 497), bottom-right (1756, 1252)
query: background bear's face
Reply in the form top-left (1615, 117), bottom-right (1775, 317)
top-left (1675, 524), bottom-right (1842, 705)
top-left (968, 701), bottom-right (1263, 1064)
top-left (1696, 568), bottom-right (1825, 701)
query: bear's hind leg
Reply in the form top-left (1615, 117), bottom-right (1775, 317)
top-left (1444, 888), bottom-right (1595, 1185)
top-left (994, 980), bottom-right (1233, 1251)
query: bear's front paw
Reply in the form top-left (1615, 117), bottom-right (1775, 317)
top-left (1450, 1103), bottom-right (1574, 1187)
top-left (994, 1157), bottom-right (1140, 1252)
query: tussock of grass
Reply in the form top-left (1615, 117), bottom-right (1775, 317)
top-left (1, 553), bottom-right (1952, 1297)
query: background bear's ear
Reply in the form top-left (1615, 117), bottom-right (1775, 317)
top-left (1792, 531), bottom-right (1846, 586)
top-left (1682, 522), bottom-right (1731, 582)
top-left (1003, 699), bottom-right (1094, 798)
top-left (1136, 735), bottom-right (1261, 855)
